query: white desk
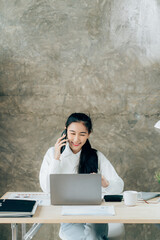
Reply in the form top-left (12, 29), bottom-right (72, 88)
top-left (1, 192), bottom-right (160, 240)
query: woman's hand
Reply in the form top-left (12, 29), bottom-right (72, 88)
top-left (92, 173), bottom-right (109, 188)
top-left (101, 175), bottom-right (109, 188)
top-left (54, 135), bottom-right (68, 160)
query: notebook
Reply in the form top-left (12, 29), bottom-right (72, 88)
top-left (0, 199), bottom-right (38, 217)
top-left (50, 174), bottom-right (102, 205)
top-left (141, 192), bottom-right (160, 201)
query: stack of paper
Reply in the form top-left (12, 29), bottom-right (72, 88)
top-left (8, 192), bottom-right (50, 206)
top-left (61, 205), bottom-right (115, 216)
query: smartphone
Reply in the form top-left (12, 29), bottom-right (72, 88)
top-left (104, 195), bottom-right (123, 202)
top-left (60, 129), bottom-right (67, 154)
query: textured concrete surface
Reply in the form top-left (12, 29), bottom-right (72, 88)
top-left (0, 0), bottom-right (160, 239)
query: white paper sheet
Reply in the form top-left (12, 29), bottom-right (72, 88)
top-left (61, 205), bottom-right (115, 216)
top-left (8, 192), bottom-right (50, 206)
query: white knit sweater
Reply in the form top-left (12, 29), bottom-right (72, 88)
top-left (39, 143), bottom-right (124, 196)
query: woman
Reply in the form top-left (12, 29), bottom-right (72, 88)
top-left (39, 113), bottom-right (124, 240)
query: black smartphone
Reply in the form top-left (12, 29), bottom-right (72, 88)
top-left (60, 129), bottom-right (67, 154)
top-left (104, 195), bottom-right (123, 202)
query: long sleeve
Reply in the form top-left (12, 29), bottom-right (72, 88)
top-left (39, 147), bottom-right (61, 193)
top-left (39, 144), bottom-right (80, 193)
top-left (39, 145), bottom-right (124, 195)
top-left (97, 151), bottom-right (124, 195)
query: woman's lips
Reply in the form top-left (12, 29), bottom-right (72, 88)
top-left (72, 142), bottom-right (80, 147)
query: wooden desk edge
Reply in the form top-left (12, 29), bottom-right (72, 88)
top-left (1, 192), bottom-right (160, 224)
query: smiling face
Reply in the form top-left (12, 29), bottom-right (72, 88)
top-left (67, 122), bottom-right (90, 154)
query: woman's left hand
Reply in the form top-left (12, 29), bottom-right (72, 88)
top-left (92, 173), bottom-right (109, 188)
top-left (101, 175), bottom-right (109, 188)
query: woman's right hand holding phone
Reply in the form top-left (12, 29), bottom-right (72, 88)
top-left (54, 135), bottom-right (68, 160)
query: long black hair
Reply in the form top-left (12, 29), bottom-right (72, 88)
top-left (65, 113), bottom-right (98, 174)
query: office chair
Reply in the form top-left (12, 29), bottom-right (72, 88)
top-left (59, 223), bottom-right (125, 240)
top-left (108, 223), bottom-right (125, 240)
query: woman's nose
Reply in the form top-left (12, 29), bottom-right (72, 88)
top-left (74, 135), bottom-right (80, 142)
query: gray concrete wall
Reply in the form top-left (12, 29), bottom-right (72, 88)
top-left (0, 0), bottom-right (160, 239)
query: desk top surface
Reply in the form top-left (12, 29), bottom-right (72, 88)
top-left (0, 192), bottom-right (160, 224)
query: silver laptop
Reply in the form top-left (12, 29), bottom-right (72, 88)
top-left (50, 174), bottom-right (102, 205)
